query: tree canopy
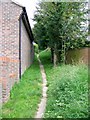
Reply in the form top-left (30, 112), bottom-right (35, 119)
top-left (33, 2), bottom-right (88, 65)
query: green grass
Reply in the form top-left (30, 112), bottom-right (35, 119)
top-left (2, 56), bottom-right (42, 118)
top-left (40, 50), bottom-right (88, 118)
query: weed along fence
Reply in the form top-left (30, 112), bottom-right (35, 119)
top-left (65, 47), bottom-right (90, 64)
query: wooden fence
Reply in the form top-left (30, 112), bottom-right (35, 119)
top-left (65, 47), bottom-right (90, 65)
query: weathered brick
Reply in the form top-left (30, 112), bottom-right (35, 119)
top-left (0, 0), bottom-right (34, 103)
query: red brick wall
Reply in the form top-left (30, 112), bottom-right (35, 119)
top-left (0, 0), bottom-right (2, 111)
top-left (0, 1), bottom-right (34, 103)
top-left (0, 1), bottom-right (22, 102)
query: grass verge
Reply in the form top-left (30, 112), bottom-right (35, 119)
top-left (2, 56), bottom-right (42, 118)
top-left (40, 50), bottom-right (88, 118)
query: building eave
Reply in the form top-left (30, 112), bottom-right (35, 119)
top-left (11, 0), bottom-right (24, 8)
top-left (21, 7), bottom-right (34, 43)
top-left (12, 0), bottom-right (34, 42)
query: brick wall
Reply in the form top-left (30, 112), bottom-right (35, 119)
top-left (0, 0), bottom-right (2, 112)
top-left (0, 1), bottom-right (34, 103)
top-left (21, 20), bottom-right (34, 75)
top-left (0, 1), bottom-right (22, 102)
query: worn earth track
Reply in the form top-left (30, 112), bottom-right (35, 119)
top-left (35, 56), bottom-right (48, 118)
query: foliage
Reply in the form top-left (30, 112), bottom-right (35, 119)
top-left (33, 23), bottom-right (48, 50)
top-left (40, 50), bottom-right (88, 118)
top-left (33, 42), bottom-right (39, 54)
top-left (33, 2), bottom-right (88, 64)
top-left (2, 56), bottom-right (42, 118)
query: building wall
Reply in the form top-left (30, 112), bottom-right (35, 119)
top-left (0, 0), bottom-right (34, 103)
top-left (21, 20), bottom-right (34, 75)
top-left (0, 0), bottom-right (3, 108)
top-left (0, 1), bottom-right (22, 102)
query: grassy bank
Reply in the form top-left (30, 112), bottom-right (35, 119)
top-left (40, 50), bottom-right (88, 118)
top-left (2, 56), bottom-right (42, 118)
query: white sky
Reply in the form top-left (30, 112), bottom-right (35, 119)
top-left (14, 0), bottom-right (39, 28)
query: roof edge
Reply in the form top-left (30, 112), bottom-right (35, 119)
top-left (21, 7), bottom-right (34, 42)
top-left (11, 0), bottom-right (24, 7)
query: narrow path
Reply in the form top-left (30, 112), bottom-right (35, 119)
top-left (35, 56), bottom-right (48, 118)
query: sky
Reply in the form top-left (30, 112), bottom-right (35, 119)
top-left (14, 0), bottom-right (39, 28)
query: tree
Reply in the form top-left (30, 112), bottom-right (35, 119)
top-left (33, 2), bottom-right (88, 66)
